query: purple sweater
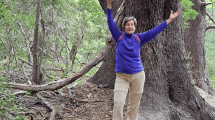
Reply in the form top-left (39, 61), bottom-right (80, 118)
top-left (107, 8), bottom-right (168, 74)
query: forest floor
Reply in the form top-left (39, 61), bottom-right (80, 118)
top-left (15, 78), bottom-right (115, 120)
top-left (13, 77), bottom-right (215, 120)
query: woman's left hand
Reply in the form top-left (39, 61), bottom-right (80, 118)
top-left (167, 10), bottom-right (181, 25)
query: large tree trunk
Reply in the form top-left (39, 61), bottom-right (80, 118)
top-left (184, 0), bottom-right (215, 95)
top-left (89, 0), bottom-right (215, 119)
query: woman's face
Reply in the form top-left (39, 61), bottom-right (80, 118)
top-left (125, 20), bottom-right (135, 34)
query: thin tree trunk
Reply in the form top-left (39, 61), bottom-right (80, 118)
top-left (70, 31), bottom-right (83, 70)
top-left (70, 44), bottom-right (77, 69)
top-left (37, 9), bottom-right (46, 84)
top-left (32, 0), bottom-right (41, 84)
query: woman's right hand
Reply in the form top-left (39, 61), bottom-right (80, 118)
top-left (107, 0), bottom-right (113, 9)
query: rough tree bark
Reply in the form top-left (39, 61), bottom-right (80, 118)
top-left (89, 0), bottom-right (215, 119)
top-left (184, 0), bottom-right (215, 95)
top-left (32, 0), bottom-right (42, 84)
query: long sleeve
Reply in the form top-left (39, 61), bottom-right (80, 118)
top-left (106, 8), bottom-right (122, 43)
top-left (136, 21), bottom-right (168, 46)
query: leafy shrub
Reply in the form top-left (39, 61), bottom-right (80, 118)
top-left (181, 0), bottom-right (198, 29)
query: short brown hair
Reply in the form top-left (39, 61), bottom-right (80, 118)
top-left (122, 16), bottom-right (137, 30)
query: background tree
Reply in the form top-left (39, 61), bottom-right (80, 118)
top-left (32, 0), bottom-right (42, 85)
top-left (183, 0), bottom-right (215, 95)
top-left (205, 0), bottom-right (215, 90)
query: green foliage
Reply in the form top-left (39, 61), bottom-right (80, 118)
top-left (205, 31), bottom-right (215, 90)
top-left (76, 80), bottom-right (82, 85)
top-left (181, 0), bottom-right (198, 29)
top-left (0, 75), bottom-right (27, 119)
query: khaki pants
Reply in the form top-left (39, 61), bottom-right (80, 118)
top-left (112, 71), bottom-right (145, 120)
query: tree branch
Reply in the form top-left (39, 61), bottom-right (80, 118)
top-left (206, 12), bottom-right (215, 24)
top-left (18, 58), bottom-right (33, 67)
top-left (200, 2), bottom-right (212, 6)
top-left (205, 25), bottom-right (215, 32)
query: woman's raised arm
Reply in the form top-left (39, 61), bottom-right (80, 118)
top-left (106, 0), bottom-right (122, 42)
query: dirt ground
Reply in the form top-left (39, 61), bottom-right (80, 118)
top-left (14, 78), bottom-right (215, 120)
top-left (16, 78), bottom-right (115, 120)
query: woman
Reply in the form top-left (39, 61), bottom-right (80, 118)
top-left (106, 0), bottom-right (181, 120)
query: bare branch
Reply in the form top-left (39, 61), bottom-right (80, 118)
top-left (45, 68), bottom-right (63, 72)
top-left (18, 58), bottom-right (33, 67)
top-left (19, 58), bottom-right (65, 74)
top-left (205, 25), bottom-right (215, 32)
top-left (206, 12), bottom-right (215, 24)
top-left (200, 2), bottom-right (212, 6)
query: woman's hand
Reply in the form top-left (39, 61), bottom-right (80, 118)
top-left (107, 0), bottom-right (113, 9)
top-left (167, 10), bottom-right (181, 25)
